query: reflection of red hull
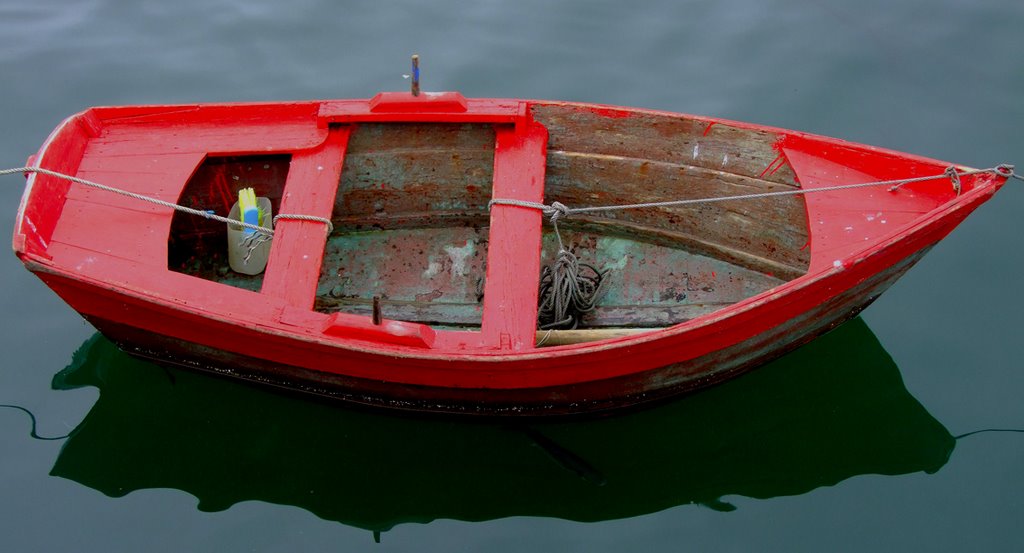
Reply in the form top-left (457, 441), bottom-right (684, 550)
top-left (14, 93), bottom-right (1007, 414)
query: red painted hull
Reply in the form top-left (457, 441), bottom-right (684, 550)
top-left (13, 93), bottom-right (1008, 414)
top-left (38, 246), bottom-right (921, 414)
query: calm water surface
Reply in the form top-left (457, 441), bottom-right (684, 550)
top-left (1, 1), bottom-right (1022, 551)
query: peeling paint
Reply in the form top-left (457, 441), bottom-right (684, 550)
top-left (423, 261), bottom-right (442, 279)
top-left (444, 241), bottom-right (476, 277)
top-left (75, 256), bottom-right (97, 272)
top-left (23, 217), bottom-right (48, 249)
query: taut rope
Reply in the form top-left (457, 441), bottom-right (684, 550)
top-left (489, 164), bottom-right (1019, 330)
top-left (1, 166), bottom-right (334, 237)
top-left (488, 164), bottom-right (1020, 218)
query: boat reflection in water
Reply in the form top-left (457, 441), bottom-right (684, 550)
top-left (50, 317), bottom-right (953, 532)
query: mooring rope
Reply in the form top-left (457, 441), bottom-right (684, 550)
top-left (0, 404), bottom-right (70, 441)
top-left (0, 166), bottom-right (334, 237)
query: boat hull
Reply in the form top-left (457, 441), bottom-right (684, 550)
top-left (28, 244), bottom-right (926, 415)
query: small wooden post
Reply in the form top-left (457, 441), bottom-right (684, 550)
top-left (411, 55), bottom-right (420, 97)
top-left (372, 295), bottom-right (382, 325)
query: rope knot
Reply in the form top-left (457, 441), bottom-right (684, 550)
top-left (547, 201), bottom-right (571, 224)
top-left (994, 164), bottom-right (1023, 182)
top-left (944, 166), bottom-right (962, 196)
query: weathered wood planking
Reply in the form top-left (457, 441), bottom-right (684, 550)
top-left (540, 231), bottom-right (787, 309)
top-left (315, 227), bottom-right (488, 324)
top-left (543, 151), bottom-right (809, 274)
top-left (334, 123), bottom-right (497, 226)
top-left (532, 103), bottom-right (810, 276)
top-left (319, 123), bottom-right (499, 329)
top-left (531, 103), bottom-right (800, 186)
top-left (312, 229), bottom-right (786, 328)
top-left (313, 297), bottom-right (742, 329)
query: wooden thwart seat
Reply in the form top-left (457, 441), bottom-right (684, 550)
top-left (261, 126), bottom-right (351, 308)
top-left (478, 123), bottom-right (549, 351)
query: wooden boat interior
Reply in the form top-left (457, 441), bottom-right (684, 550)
top-left (167, 102), bottom-right (811, 339)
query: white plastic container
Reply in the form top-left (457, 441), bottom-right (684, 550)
top-left (227, 197), bottom-right (273, 275)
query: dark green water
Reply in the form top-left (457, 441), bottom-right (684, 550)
top-left (2, 1), bottom-right (1022, 551)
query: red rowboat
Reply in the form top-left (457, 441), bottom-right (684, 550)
top-left (12, 91), bottom-right (1011, 415)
